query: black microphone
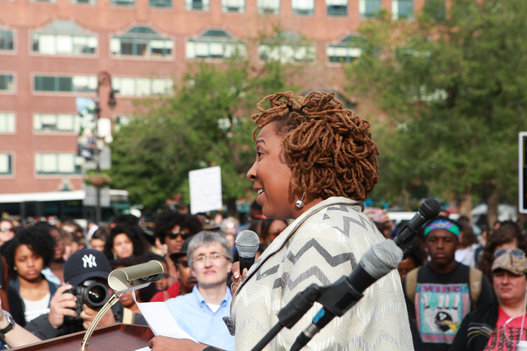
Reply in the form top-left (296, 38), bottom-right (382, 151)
top-left (235, 230), bottom-right (260, 273)
top-left (290, 199), bottom-right (440, 350)
top-left (393, 198), bottom-right (441, 250)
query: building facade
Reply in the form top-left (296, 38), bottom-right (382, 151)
top-left (0, 0), bottom-right (426, 217)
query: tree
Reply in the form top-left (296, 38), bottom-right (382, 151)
top-left (110, 57), bottom-right (294, 213)
top-left (346, 0), bottom-right (527, 224)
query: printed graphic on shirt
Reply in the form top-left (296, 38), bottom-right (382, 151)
top-left (485, 326), bottom-right (527, 351)
top-left (415, 283), bottom-right (471, 344)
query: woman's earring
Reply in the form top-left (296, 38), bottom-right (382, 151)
top-left (296, 192), bottom-right (305, 209)
top-left (13, 266), bottom-right (17, 271)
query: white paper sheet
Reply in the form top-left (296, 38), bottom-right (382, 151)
top-left (136, 301), bottom-right (196, 341)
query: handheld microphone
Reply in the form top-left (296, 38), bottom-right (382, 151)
top-left (235, 230), bottom-right (260, 273)
top-left (290, 199), bottom-right (440, 350)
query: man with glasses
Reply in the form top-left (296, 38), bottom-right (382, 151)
top-left (403, 217), bottom-right (494, 351)
top-left (151, 231), bottom-right (234, 351)
top-left (451, 248), bottom-right (527, 350)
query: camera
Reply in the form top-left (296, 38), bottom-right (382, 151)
top-left (65, 279), bottom-right (109, 322)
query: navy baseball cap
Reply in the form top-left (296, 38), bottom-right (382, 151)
top-left (64, 249), bottom-right (112, 286)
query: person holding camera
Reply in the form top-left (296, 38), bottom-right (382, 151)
top-left (25, 248), bottom-right (117, 339)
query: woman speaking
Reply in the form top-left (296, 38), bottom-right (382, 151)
top-left (149, 91), bottom-right (413, 350)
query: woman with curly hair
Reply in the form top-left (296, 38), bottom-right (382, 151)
top-left (477, 221), bottom-right (527, 282)
top-left (104, 225), bottom-right (149, 261)
top-left (2, 226), bottom-right (58, 326)
top-left (148, 91), bottom-right (413, 351)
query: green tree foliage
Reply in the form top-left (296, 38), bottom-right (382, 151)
top-left (346, 0), bottom-right (527, 216)
top-left (110, 58), bottom-right (292, 212)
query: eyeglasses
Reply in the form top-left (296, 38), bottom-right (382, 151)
top-left (494, 248), bottom-right (525, 258)
top-left (167, 232), bottom-right (192, 240)
top-left (0, 227), bottom-right (14, 233)
top-left (192, 253), bottom-right (227, 264)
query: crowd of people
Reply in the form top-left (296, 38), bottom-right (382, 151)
top-left (0, 90), bottom-right (526, 351)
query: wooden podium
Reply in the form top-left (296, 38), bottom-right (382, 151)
top-left (11, 324), bottom-right (153, 351)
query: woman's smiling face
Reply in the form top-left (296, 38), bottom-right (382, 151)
top-left (246, 121), bottom-right (296, 220)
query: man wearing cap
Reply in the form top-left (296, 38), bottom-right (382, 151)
top-left (24, 248), bottom-right (118, 339)
top-left (451, 249), bottom-right (527, 350)
top-left (150, 238), bottom-right (197, 301)
top-left (403, 217), bottom-right (494, 351)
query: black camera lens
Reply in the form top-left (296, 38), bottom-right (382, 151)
top-left (82, 281), bottom-right (109, 308)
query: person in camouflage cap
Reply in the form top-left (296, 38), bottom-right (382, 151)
top-left (452, 248), bottom-right (527, 350)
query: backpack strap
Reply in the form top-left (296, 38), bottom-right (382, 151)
top-left (405, 267), bottom-right (420, 304)
top-left (469, 267), bottom-right (483, 308)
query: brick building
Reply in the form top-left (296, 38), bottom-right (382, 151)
top-left (0, 0), bottom-right (425, 217)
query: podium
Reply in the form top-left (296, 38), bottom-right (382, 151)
top-left (11, 324), bottom-right (153, 351)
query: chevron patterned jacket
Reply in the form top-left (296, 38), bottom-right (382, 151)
top-left (231, 197), bottom-right (413, 351)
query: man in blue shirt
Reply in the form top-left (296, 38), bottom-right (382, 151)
top-left (164, 231), bottom-right (234, 351)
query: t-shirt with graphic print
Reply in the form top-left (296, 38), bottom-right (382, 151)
top-left (484, 306), bottom-right (527, 351)
top-left (404, 262), bottom-right (494, 351)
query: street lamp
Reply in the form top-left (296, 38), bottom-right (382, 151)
top-left (93, 71), bottom-right (116, 224)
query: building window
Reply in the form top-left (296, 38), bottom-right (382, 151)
top-left (0, 74), bottom-right (14, 92)
top-left (71, 0), bottom-right (96, 4)
top-left (326, 0), bottom-right (347, 16)
top-left (222, 0), bottom-right (244, 12)
top-left (34, 75), bottom-right (96, 93)
top-left (35, 153), bottom-right (81, 174)
top-left (149, 0), bottom-right (171, 8)
top-left (34, 113), bottom-right (81, 132)
top-left (112, 77), bottom-right (173, 96)
top-left (0, 113), bottom-right (15, 133)
top-left (292, 0), bottom-right (314, 15)
top-left (327, 35), bottom-right (364, 63)
top-left (259, 31), bottom-right (315, 63)
top-left (111, 26), bottom-right (173, 59)
top-left (31, 20), bottom-right (97, 55)
top-left (110, 0), bottom-right (134, 6)
top-left (258, 0), bottom-right (280, 14)
top-left (186, 29), bottom-right (246, 60)
top-left (0, 27), bottom-right (14, 51)
top-left (359, 0), bottom-right (381, 18)
top-left (392, 0), bottom-right (413, 19)
top-left (185, 0), bottom-right (209, 11)
top-left (0, 154), bottom-right (12, 175)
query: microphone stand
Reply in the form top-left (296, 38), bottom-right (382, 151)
top-left (80, 293), bottom-right (120, 351)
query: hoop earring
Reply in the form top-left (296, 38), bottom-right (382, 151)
top-left (295, 192), bottom-right (305, 209)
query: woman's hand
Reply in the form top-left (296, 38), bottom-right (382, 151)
top-left (230, 261), bottom-right (248, 295)
top-left (148, 336), bottom-right (206, 351)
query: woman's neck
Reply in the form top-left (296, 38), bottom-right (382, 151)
top-left (18, 276), bottom-right (48, 300)
top-left (197, 284), bottom-right (226, 305)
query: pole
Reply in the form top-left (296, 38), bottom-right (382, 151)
top-left (94, 71), bottom-right (113, 225)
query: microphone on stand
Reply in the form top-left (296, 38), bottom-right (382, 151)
top-left (289, 199), bottom-right (441, 351)
top-left (235, 230), bottom-right (260, 273)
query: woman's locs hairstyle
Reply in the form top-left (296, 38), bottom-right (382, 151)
top-left (251, 91), bottom-right (380, 201)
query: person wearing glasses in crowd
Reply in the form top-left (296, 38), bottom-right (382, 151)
top-left (153, 212), bottom-right (202, 288)
top-left (151, 231), bottom-right (234, 351)
top-left (451, 249), bottom-right (527, 350)
top-left (0, 220), bottom-right (15, 248)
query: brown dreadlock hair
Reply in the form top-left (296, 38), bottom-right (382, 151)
top-left (251, 91), bottom-right (379, 201)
